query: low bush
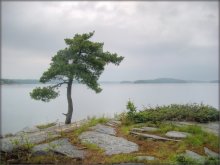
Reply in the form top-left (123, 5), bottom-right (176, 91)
top-left (122, 101), bottom-right (219, 124)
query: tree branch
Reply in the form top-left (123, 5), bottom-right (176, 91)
top-left (51, 81), bottom-right (68, 88)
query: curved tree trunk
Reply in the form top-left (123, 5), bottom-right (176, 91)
top-left (65, 78), bottom-right (73, 124)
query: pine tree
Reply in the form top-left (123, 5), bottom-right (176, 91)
top-left (30, 31), bottom-right (124, 124)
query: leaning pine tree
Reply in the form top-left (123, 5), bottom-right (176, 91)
top-left (30, 31), bottom-right (124, 124)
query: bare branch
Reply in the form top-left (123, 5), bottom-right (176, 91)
top-left (62, 113), bottom-right (67, 116)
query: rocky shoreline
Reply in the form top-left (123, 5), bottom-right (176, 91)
top-left (0, 119), bottom-right (219, 164)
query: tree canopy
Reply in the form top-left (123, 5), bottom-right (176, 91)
top-left (30, 31), bottom-right (124, 102)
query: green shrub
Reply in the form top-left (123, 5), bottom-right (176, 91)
top-left (123, 102), bottom-right (219, 124)
top-left (126, 100), bottom-right (137, 120)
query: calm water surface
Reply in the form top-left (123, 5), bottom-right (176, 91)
top-left (1, 83), bottom-right (219, 135)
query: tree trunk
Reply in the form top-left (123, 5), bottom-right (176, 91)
top-left (65, 79), bottom-right (73, 124)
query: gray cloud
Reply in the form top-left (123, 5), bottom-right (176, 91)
top-left (2, 1), bottom-right (218, 81)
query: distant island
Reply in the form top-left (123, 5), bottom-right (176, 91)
top-left (0, 79), bottom-right (75, 85)
top-left (0, 78), bottom-right (219, 85)
top-left (120, 78), bottom-right (219, 84)
top-left (134, 78), bottom-right (187, 84)
top-left (1, 79), bottom-right (40, 85)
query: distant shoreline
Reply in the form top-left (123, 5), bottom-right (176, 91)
top-left (1, 78), bottom-right (219, 85)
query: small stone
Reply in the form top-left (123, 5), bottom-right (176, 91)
top-left (204, 147), bottom-right (219, 158)
top-left (90, 124), bottom-right (116, 136)
top-left (136, 155), bottom-right (156, 161)
top-left (165, 131), bottom-right (190, 138)
top-left (132, 127), bottom-right (158, 132)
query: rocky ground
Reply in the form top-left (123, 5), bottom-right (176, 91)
top-left (0, 119), bottom-right (219, 164)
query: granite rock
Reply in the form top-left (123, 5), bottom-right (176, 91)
top-left (136, 155), bottom-right (156, 161)
top-left (90, 124), bottom-right (116, 135)
top-left (79, 131), bottom-right (138, 155)
top-left (32, 138), bottom-right (85, 159)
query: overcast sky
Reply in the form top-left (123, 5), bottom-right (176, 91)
top-left (1, 1), bottom-right (219, 81)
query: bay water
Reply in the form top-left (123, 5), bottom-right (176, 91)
top-left (1, 83), bottom-right (218, 135)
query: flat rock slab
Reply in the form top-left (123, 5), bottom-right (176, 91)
top-left (44, 120), bottom-right (87, 133)
top-left (132, 127), bottom-right (158, 132)
top-left (141, 127), bottom-right (159, 131)
top-left (32, 138), bottom-right (84, 159)
top-left (173, 121), bottom-right (219, 136)
top-left (0, 131), bottom-right (60, 152)
top-left (204, 147), bottom-right (219, 158)
top-left (165, 131), bottom-right (190, 138)
top-left (79, 131), bottom-right (138, 155)
top-left (130, 131), bottom-right (180, 142)
top-left (90, 124), bottom-right (116, 136)
top-left (136, 155), bottom-right (156, 161)
top-left (199, 122), bottom-right (219, 136)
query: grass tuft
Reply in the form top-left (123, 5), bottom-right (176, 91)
top-left (36, 122), bottom-right (56, 129)
top-left (73, 116), bottom-right (109, 136)
top-left (82, 142), bottom-right (104, 153)
top-left (104, 154), bottom-right (137, 164)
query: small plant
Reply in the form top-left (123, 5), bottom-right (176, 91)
top-left (121, 100), bottom-right (138, 124)
top-left (10, 133), bottom-right (34, 151)
top-left (9, 133), bottom-right (34, 161)
top-left (175, 155), bottom-right (200, 165)
top-left (120, 125), bottom-right (134, 135)
top-left (22, 134), bottom-right (35, 151)
top-left (126, 100), bottom-right (137, 115)
top-left (10, 138), bottom-right (20, 148)
top-left (82, 142), bottom-right (104, 153)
